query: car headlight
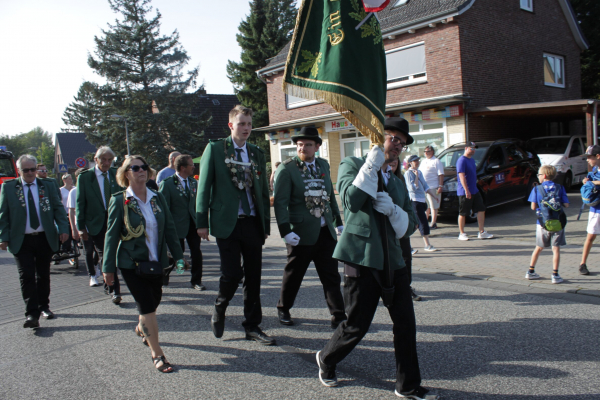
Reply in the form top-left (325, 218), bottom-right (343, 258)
top-left (442, 180), bottom-right (458, 192)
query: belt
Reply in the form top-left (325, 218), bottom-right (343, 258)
top-left (25, 231), bottom-right (45, 236)
top-left (238, 215), bottom-right (255, 219)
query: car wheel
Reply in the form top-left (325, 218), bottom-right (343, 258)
top-left (563, 171), bottom-right (572, 192)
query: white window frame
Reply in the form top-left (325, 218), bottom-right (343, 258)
top-left (405, 120), bottom-right (448, 157)
top-left (339, 131), bottom-right (370, 159)
top-left (286, 95), bottom-right (320, 110)
top-left (520, 0), bottom-right (533, 12)
top-left (543, 53), bottom-right (565, 88)
top-left (386, 42), bottom-right (427, 90)
top-left (278, 139), bottom-right (296, 162)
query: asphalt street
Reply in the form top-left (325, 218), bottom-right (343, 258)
top-left (1, 232), bottom-right (599, 399)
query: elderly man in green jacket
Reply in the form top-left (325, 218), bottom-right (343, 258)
top-left (76, 146), bottom-right (125, 303)
top-left (273, 127), bottom-right (346, 328)
top-left (315, 118), bottom-right (439, 400)
top-left (196, 105), bottom-right (273, 345)
top-left (0, 155), bottom-right (69, 328)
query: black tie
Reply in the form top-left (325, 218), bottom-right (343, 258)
top-left (235, 148), bottom-right (251, 215)
top-left (26, 183), bottom-right (40, 230)
top-left (183, 178), bottom-right (189, 195)
top-left (309, 164), bottom-right (316, 178)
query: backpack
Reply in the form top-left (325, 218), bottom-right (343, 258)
top-left (581, 182), bottom-right (600, 207)
top-left (536, 184), bottom-right (565, 232)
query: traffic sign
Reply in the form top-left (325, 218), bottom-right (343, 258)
top-left (75, 157), bottom-right (87, 168)
top-left (58, 164), bottom-right (68, 173)
top-left (0, 146), bottom-right (6, 151)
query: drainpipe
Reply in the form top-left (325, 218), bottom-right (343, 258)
top-left (594, 101), bottom-right (598, 145)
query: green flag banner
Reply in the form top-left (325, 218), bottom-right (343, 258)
top-left (283, 0), bottom-right (387, 144)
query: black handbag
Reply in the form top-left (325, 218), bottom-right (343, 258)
top-left (135, 260), bottom-right (163, 278)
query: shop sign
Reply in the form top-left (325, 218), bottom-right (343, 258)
top-left (399, 104), bottom-right (463, 122)
top-left (325, 119), bottom-right (355, 132)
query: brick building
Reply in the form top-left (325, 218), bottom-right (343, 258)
top-left (255, 0), bottom-right (594, 182)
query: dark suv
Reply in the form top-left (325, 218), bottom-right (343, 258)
top-left (436, 140), bottom-right (540, 222)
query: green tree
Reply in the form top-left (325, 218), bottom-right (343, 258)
top-left (227, 0), bottom-right (297, 156)
top-left (0, 127), bottom-right (54, 169)
top-left (571, 0), bottom-right (600, 99)
top-left (63, 0), bottom-right (210, 166)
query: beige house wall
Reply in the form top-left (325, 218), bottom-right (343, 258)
top-left (446, 116), bottom-right (466, 146)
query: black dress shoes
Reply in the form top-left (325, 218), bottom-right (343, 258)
top-left (278, 309), bottom-right (294, 326)
top-left (112, 295), bottom-right (122, 304)
top-left (192, 283), bottom-right (206, 291)
top-left (40, 310), bottom-right (54, 319)
top-left (23, 316), bottom-right (39, 329)
top-left (245, 327), bottom-right (276, 346)
top-left (211, 307), bottom-right (225, 338)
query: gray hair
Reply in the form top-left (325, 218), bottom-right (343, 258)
top-left (62, 173), bottom-right (72, 181)
top-left (169, 151), bottom-right (181, 161)
top-left (17, 154), bottom-right (37, 169)
top-left (95, 146), bottom-right (116, 159)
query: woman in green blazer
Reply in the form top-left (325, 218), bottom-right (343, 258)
top-left (103, 155), bottom-right (184, 373)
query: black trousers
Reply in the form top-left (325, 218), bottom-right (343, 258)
top-left (277, 226), bottom-right (345, 320)
top-left (83, 218), bottom-right (120, 294)
top-left (14, 232), bottom-right (53, 318)
top-left (180, 220), bottom-right (203, 285)
top-left (321, 264), bottom-right (421, 393)
top-left (215, 217), bottom-right (263, 329)
top-left (400, 237), bottom-right (413, 285)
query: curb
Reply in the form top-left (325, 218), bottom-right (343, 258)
top-left (414, 266), bottom-right (600, 298)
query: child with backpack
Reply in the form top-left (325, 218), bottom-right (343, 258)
top-left (526, 165), bottom-right (569, 284)
top-left (579, 145), bottom-right (600, 275)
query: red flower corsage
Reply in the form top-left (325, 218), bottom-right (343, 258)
top-left (39, 195), bottom-right (44, 199)
top-left (321, 173), bottom-right (325, 178)
top-left (257, 171), bottom-right (261, 176)
top-left (125, 199), bottom-right (131, 205)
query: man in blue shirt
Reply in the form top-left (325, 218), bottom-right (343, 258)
top-left (456, 142), bottom-right (493, 241)
top-left (156, 151), bottom-right (181, 184)
top-left (579, 145), bottom-right (600, 275)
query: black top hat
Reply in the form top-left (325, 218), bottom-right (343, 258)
top-left (384, 117), bottom-right (414, 145)
top-left (291, 126), bottom-right (322, 145)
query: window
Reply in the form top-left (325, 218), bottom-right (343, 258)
top-left (569, 138), bottom-right (583, 158)
top-left (340, 131), bottom-right (370, 158)
top-left (279, 140), bottom-right (296, 162)
top-left (386, 43), bottom-right (426, 89)
top-left (504, 144), bottom-right (524, 163)
top-left (486, 147), bottom-right (505, 168)
top-left (520, 0), bottom-right (533, 11)
top-left (400, 121), bottom-right (447, 167)
top-left (286, 94), bottom-right (319, 109)
top-left (544, 53), bottom-right (565, 88)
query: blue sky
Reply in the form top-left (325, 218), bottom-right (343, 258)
top-left (0, 0), bottom-right (255, 136)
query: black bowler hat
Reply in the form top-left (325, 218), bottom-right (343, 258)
top-left (384, 117), bottom-right (414, 145)
top-left (291, 126), bottom-right (322, 145)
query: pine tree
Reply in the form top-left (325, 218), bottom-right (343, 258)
top-left (227, 0), bottom-right (297, 155)
top-left (571, 0), bottom-right (600, 99)
top-left (63, 0), bottom-right (210, 166)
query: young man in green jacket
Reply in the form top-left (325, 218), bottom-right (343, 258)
top-left (316, 118), bottom-right (439, 400)
top-left (196, 105), bottom-right (273, 345)
top-left (273, 127), bottom-right (346, 328)
top-left (0, 155), bottom-right (69, 328)
top-left (76, 146), bottom-right (125, 303)
top-left (159, 154), bottom-right (204, 289)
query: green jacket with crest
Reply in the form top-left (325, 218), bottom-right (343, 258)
top-left (273, 156), bottom-right (343, 245)
top-left (0, 178), bottom-right (69, 254)
top-left (76, 167), bottom-right (124, 235)
top-left (158, 173), bottom-right (198, 238)
top-left (102, 190), bottom-right (184, 273)
top-left (196, 136), bottom-right (270, 241)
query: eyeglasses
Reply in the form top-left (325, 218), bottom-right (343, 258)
top-left (424, 150), bottom-right (433, 153)
top-left (21, 168), bottom-right (37, 173)
top-left (37, 170), bottom-right (47, 173)
top-left (385, 134), bottom-right (408, 150)
top-left (129, 164), bottom-right (149, 172)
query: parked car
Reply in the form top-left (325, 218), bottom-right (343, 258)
top-left (437, 140), bottom-right (541, 222)
top-left (526, 135), bottom-right (587, 191)
top-left (0, 149), bottom-right (18, 186)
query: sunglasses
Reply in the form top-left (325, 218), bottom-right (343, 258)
top-left (37, 170), bottom-right (47, 173)
top-left (21, 168), bottom-right (37, 173)
top-left (129, 164), bottom-right (149, 172)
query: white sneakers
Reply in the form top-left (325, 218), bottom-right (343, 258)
top-left (458, 233), bottom-right (469, 241)
top-left (552, 274), bottom-right (564, 284)
top-left (90, 276), bottom-right (100, 287)
top-left (478, 231), bottom-right (494, 239)
top-left (525, 271), bottom-right (541, 280)
top-left (424, 245), bottom-right (438, 252)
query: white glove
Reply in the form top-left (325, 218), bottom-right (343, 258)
top-left (336, 226), bottom-right (344, 235)
top-left (388, 205), bottom-right (409, 239)
top-left (372, 192), bottom-right (395, 216)
top-left (284, 232), bottom-right (300, 246)
top-left (352, 146), bottom-right (385, 199)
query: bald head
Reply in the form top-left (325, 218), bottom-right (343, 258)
top-left (168, 151), bottom-right (181, 168)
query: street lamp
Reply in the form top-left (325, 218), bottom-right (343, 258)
top-left (111, 114), bottom-right (130, 156)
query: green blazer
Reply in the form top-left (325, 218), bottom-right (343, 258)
top-left (196, 136), bottom-right (270, 241)
top-left (0, 178), bottom-right (69, 254)
top-left (273, 156), bottom-right (343, 245)
top-left (158, 174), bottom-right (198, 238)
top-left (332, 156), bottom-right (417, 271)
top-left (102, 190), bottom-right (184, 273)
top-left (76, 167), bottom-right (124, 236)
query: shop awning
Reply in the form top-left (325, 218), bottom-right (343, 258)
top-left (469, 99), bottom-right (596, 118)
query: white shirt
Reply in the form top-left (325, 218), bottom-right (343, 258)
top-left (23, 178), bottom-right (44, 234)
top-left (60, 187), bottom-right (71, 213)
top-left (126, 187), bottom-right (159, 262)
top-left (304, 160), bottom-right (326, 227)
top-left (175, 172), bottom-right (190, 193)
top-left (381, 165), bottom-right (393, 186)
top-left (233, 141), bottom-right (256, 216)
top-left (95, 166), bottom-right (111, 209)
top-left (419, 156), bottom-right (444, 188)
top-left (67, 187), bottom-right (77, 210)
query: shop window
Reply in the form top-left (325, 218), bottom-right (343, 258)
top-left (286, 94), bottom-right (319, 109)
top-left (386, 43), bottom-right (427, 89)
top-left (400, 121), bottom-right (447, 168)
top-left (340, 130), bottom-right (369, 158)
top-left (544, 53), bottom-right (565, 88)
top-left (520, 0), bottom-right (533, 12)
top-left (279, 140), bottom-right (296, 161)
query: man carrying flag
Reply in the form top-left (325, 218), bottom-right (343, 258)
top-left (283, 1), bottom-right (439, 398)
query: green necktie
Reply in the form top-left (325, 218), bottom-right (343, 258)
top-left (235, 148), bottom-right (251, 216)
top-left (102, 172), bottom-right (110, 209)
top-left (183, 178), bottom-right (189, 196)
top-left (26, 183), bottom-right (40, 230)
